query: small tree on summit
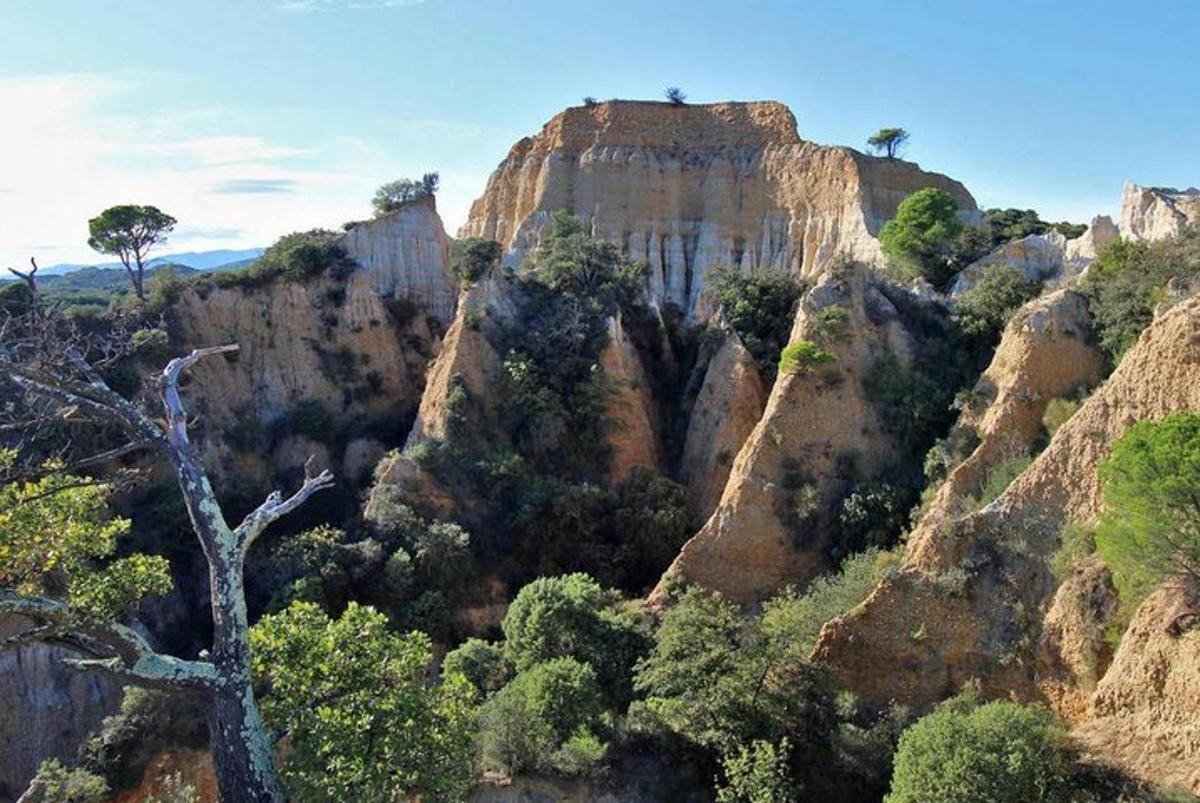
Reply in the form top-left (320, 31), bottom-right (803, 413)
top-left (867, 127), bottom-right (910, 159)
top-left (372, 172), bottom-right (439, 216)
top-left (665, 86), bottom-right (688, 105)
top-left (87, 204), bottom-right (177, 304)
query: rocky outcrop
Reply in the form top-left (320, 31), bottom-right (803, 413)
top-left (1064, 215), bottom-right (1119, 264)
top-left (678, 327), bottom-right (768, 523)
top-left (600, 313), bottom-right (665, 483)
top-left (0, 620), bottom-right (123, 800)
top-left (912, 290), bottom-right (1105, 541)
top-left (171, 268), bottom-right (435, 488)
top-left (1120, 183), bottom-right (1200, 242)
top-left (1073, 582), bottom-right (1200, 795)
top-left (340, 197), bottom-right (458, 327)
top-left (462, 101), bottom-right (977, 317)
top-left (653, 264), bottom-right (919, 604)
top-left (814, 294), bottom-right (1200, 711)
top-left (950, 232), bottom-right (1068, 296)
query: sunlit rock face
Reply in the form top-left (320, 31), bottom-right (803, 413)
top-left (1120, 183), bottom-right (1200, 243)
top-left (462, 100), bottom-right (977, 317)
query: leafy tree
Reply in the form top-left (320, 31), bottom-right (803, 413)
top-left (1094, 413), bottom-right (1200, 611)
top-left (665, 86), bottom-right (687, 105)
top-left (706, 265), bottom-right (805, 372)
top-left (886, 695), bottom-right (1074, 803)
top-left (867, 128), bottom-right (909, 159)
top-left (450, 237), bottom-right (503, 285)
top-left (442, 638), bottom-right (512, 698)
top-left (879, 188), bottom-right (965, 284)
top-left (478, 657), bottom-right (606, 776)
top-left (716, 738), bottom-right (797, 803)
top-left (249, 601), bottom-right (476, 803)
top-left (502, 573), bottom-right (647, 704)
top-left (18, 759), bottom-right (109, 803)
top-left (87, 205), bottom-right (177, 303)
top-left (372, 172), bottom-right (439, 216)
top-left (1081, 228), bottom-right (1200, 360)
top-left (610, 468), bottom-right (692, 589)
top-left (951, 264), bottom-right (1040, 349)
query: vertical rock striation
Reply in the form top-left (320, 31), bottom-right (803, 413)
top-left (1119, 183), bottom-right (1200, 243)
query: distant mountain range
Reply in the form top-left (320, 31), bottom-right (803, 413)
top-left (33, 248), bottom-right (266, 277)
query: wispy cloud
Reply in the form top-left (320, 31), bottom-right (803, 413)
top-left (274, 0), bottom-right (426, 11)
top-left (210, 178), bottom-right (299, 194)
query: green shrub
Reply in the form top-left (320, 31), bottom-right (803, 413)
top-left (274, 399), bottom-right (335, 444)
top-left (716, 738), bottom-right (796, 803)
top-left (809, 305), bottom-right (850, 343)
top-left (886, 695), bottom-right (1074, 803)
top-left (967, 452), bottom-right (1032, 511)
top-left (1050, 523), bottom-right (1096, 583)
top-left (836, 484), bottom-right (909, 555)
top-left (707, 265), bottom-right (804, 371)
top-left (19, 760), bottom-right (109, 803)
top-left (1082, 229), bottom-right (1200, 361)
top-left (879, 188), bottom-right (965, 285)
top-left (442, 638), bottom-right (512, 698)
top-left (863, 354), bottom-right (950, 459)
top-left (198, 229), bottom-right (355, 291)
top-left (610, 467), bottom-right (692, 588)
top-left (951, 264), bottom-right (1040, 348)
top-left (779, 340), bottom-right (835, 375)
top-left (1041, 397), bottom-right (1081, 440)
top-left (372, 173), bottom-right (439, 216)
top-left (450, 237), bottom-right (502, 285)
top-left (478, 657), bottom-right (606, 776)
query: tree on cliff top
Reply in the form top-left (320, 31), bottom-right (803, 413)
top-left (87, 205), bottom-right (177, 304)
top-left (665, 86), bottom-right (687, 105)
top-left (867, 128), bottom-right (909, 159)
top-left (372, 173), bottom-right (439, 216)
top-left (0, 297), bottom-right (335, 803)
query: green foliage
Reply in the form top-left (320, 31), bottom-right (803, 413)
top-left (779, 340), bottom-right (835, 376)
top-left (863, 354), bottom-right (951, 460)
top-left (145, 266), bottom-right (186, 312)
top-left (502, 573), bottom-right (647, 704)
top-left (1081, 229), bottom-right (1200, 361)
top-left (951, 264), bottom-right (1040, 347)
top-left (665, 86), bottom-right (687, 104)
top-left (716, 738), bottom-right (796, 803)
top-left (879, 188), bottom-right (965, 284)
top-left (84, 687), bottom-right (207, 792)
top-left (201, 229), bottom-right (355, 291)
top-left (978, 208), bottom-right (1087, 250)
top-left (66, 554), bottom-right (173, 619)
top-left (967, 452), bottom-right (1033, 511)
top-left (372, 173), bottom-right (439, 215)
top-left (1094, 413), bottom-right (1200, 608)
top-left (837, 484), bottom-right (910, 555)
top-left (442, 638), bottom-right (512, 697)
top-left (250, 601), bottom-right (476, 803)
top-left (1050, 524), bottom-right (1097, 584)
top-left (760, 548), bottom-right (898, 656)
top-left (609, 467), bottom-right (692, 589)
top-left (867, 127), bottom-right (909, 159)
top-left (479, 657), bottom-right (607, 776)
top-left (450, 237), bottom-right (502, 285)
top-left (707, 265), bottom-right (804, 371)
top-left (1042, 397), bottom-right (1082, 440)
top-left (273, 399), bottom-right (335, 444)
top-left (87, 204), bottom-right (176, 299)
top-left (143, 773), bottom-right (199, 803)
top-left (886, 695), bottom-right (1074, 803)
top-left (809, 305), bottom-right (850, 343)
top-left (20, 759), bottom-right (108, 803)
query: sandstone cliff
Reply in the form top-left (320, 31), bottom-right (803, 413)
top-left (462, 101), bottom-right (977, 316)
top-left (1120, 183), bottom-right (1200, 242)
top-left (340, 196), bottom-right (458, 327)
top-left (654, 263), bottom-right (923, 605)
top-left (813, 294), bottom-right (1200, 734)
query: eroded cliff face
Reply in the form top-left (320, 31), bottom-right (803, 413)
top-left (813, 295), bottom-right (1200, 740)
top-left (462, 101), bottom-right (977, 316)
top-left (340, 196), bottom-right (458, 327)
top-left (1120, 183), bottom-right (1200, 242)
top-left (654, 263), bottom-right (924, 605)
top-left (0, 620), bottom-right (123, 800)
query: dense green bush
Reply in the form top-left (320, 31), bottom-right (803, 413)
top-left (863, 354), bottom-right (951, 460)
top-left (951, 264), bottom-right (1040, 348)
top-left (450, 237), bottom-right (502, 285)
top-left (836, 484), bottom-right (910, 555)
top-left (779, 340), bottom-right (835, 376)
top-left (373, 173), bottom-right (439, 215)
top-left (706, 265), bottom-right (804, 371)
top-left (809, 305), bottom-right (851, 343)
top-left (716, 738), bottom-right (796, 803)
top-left (196, 229), bottom-right (355, 291)
top-left (886, 694), bottom-right (1074, 803)
top-left (478, 657), bottom-right (607, 776)
top-left (20, 760), bottom-right (109, 803)
top-left (1081, 228), bottom-right (1200, 361)
top-left (442, 638), bottom-right (512, 698)
top-left (879, 188), bottom-right (964, 285)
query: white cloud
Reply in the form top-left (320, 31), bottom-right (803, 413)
top-left (0, 73), bottom-right (373, 267)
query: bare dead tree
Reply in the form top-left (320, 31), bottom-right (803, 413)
top-left (0, 296), bottom-right (332, 802)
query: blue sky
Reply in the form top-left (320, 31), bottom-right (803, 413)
top-left (2, 0), bottom-right (1197, 266)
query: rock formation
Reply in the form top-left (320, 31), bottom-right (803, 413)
top-left (1120, 183), bottom-right (1200, 242)
top-left (599, 313), bottom-right (665, 483)
top-left (0, 620), bottom-right (122, 800)
top-left (1064, 215), bottom-right (1119, 264)
top-left (462, 101), bottom-right (977, 317)
top-left (813, 293), bottom-right (1200, 785)
top-left (654, 263), bottom-right (923, 604)
top-left (678, 326), bottom-right (768, 523)
top-left (340, 196), bottom-right (458, 327)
